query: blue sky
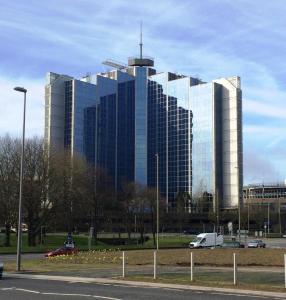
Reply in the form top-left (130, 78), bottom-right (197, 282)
top-left (0, 0), bottom-right (285, 184)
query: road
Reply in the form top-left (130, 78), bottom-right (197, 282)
top-left (262, 238), bottom-right (286, 248)
top-left (0, 277), bottom-right (281, 300)
top-left (224, 237), bottom-right (286, 248)
top-left (0, 253), bottom-right (42, 262)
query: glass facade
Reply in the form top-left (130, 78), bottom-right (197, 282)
top-left (64, 80), bottom-right (73, 149)
top-left (47, 64), bottom-right (242, 210)
top-left (97, 94), bottom-right (117, 187)
top-left (73, 80), bottom-right (97, 154)
top-left (135, 67), bottom-right (148, 186)
top-left (117, 80), bottom-right (135, 188)
top-left (148, 74), bottom-right (192, 209)
top-left (190, 83), bottom-right (215, 203)
top-left (64, 80), bottom-right (96, 157)
top-left (84, 106), bottom-right (97, 165)
top-left (168, 78), bottom-right (192, 200)
top-left (148, 77), bottom-right (167, 198)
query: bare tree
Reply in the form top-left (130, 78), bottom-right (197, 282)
top-left (50, 149), bottom-right (96, 234)
top-left (124, 183), bottom-right (146, 245)
top-left (21, 137), bottom-right (62, 246)
top-left (90, 168), bottom-right (114, 242)
top-left (176, 191), bottom-right (192, 233)
top-left (0, 135), bottom-right (20, 246)
top-left (143, 186), bottom-right (158, 247)
top-left (119, 181), bottom-right (137, 241)
top-left (0, 133), bottom-right (125, 247)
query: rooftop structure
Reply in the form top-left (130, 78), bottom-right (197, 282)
top-left (244, 183), bottom-right (286, 204)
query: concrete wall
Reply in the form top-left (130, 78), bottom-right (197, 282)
top-left (213, 76), bottom-right (243, 209)
top-left (45, 72), bottom-right (73, 154)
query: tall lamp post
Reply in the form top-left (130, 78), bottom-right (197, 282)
top-left (234, 166), bottom-right (241, 242)
top-left (155, 153), bottom-right (159, 250)
top-left (267, 202), bottom-right (270, 235)
top-left (14, 86), bottom-right (27, 272)
top-left (278, 196), bottom-right (282, 235)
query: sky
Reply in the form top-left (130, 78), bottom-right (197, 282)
top-left (0, 0), bottom-right (285, 184)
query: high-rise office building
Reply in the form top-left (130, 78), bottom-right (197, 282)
top-left (45, 54), bottom-right (242, 210)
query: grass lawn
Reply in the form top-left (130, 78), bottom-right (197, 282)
top-left (4, 248), bottom-right (286, 269)
top-left (127, 271), bottom-right (286, 293)
top-left (0, 233), bottom-right (193, 254)
top-left (0, 233), bottom-right (93, 253)
top-left (124, 248), bottom-right (286, 267)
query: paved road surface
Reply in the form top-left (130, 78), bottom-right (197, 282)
top-left (226, 237), bottom-right (286, 249)
top-left (0, 277), bottom-right (281, 300)
top-left (0, 253), bottom-right (43, 262)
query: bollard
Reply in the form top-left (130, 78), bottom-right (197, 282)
top-left (284, 254), bottom-right (286, 288)
top-left (0, 262), bottom-right (3, 280)
top-left (190, 252), bottom-right (194, 282)
top-left (153, 251), bottom-right (157, 279)
top-left (122, 251), bottom-right (125, 278)
top-left (233, 253), bottom-right (237, 285)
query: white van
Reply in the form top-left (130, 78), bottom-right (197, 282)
top-left (189, 233), bottom-right (223, 248)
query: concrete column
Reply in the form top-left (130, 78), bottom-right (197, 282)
top-left (153, 251), bottom-right (157, 279)
top-left (284, 254), bottom-right (286, 288)
top-left (233, 253), bottom-right (237, 285)
top-left (122, 251), bottom-right (125, 278)
top-left (190, 252), bottom-right (194, 282)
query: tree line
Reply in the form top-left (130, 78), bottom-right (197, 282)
top-left (0, 135), bottom-right (167, 247)
top-left (1, 135), bottom-right (283, 248)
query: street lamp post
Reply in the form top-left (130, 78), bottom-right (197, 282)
top-left (278, 196), bottom-right (282, 235)
top-left (267, 202), bottom-right (270, 235)
top-left (235, 166), bottom-right (241, 242)
top-left (155, 153), bottom-right (159, 250)
top-left (238, 197), bottom-right (241, 243)
top-left (247, 203), bottom-right (250, 233)
top-left (14, 86), bottom-right (27, 272)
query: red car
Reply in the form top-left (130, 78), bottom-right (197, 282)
top-left (44, 246), bottom-right (78, 258)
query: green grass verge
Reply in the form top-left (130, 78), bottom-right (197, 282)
top-left (0, 233), bottom-right (193, 254)
top-left (126, 271), bottom-right (286, 293)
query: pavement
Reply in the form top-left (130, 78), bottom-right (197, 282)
top-left (1, 274), bottom-right (285, 300)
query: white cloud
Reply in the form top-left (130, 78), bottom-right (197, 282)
top-left (244, 150), bottom-right (281, 184)
top-left (0, 76), bottom-right (44, 137)
top-left (244, 99), bottom-right (286, 119)
top-left (0, 0), bottom-right (286, 183)
top-left (243, 125), bottom-right (284, 135)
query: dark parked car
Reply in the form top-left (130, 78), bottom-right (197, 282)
top-left (247, 239), bottom-right (266, 248)
top-left (220, 241), bottom-right (244, 248)
top-left (44, 246), bottom-right (78, 258)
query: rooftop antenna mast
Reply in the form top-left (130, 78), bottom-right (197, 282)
top-left (140, 21), bottom-right (143, 59)
top-left (128, 22), bottom-right (154, 67)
